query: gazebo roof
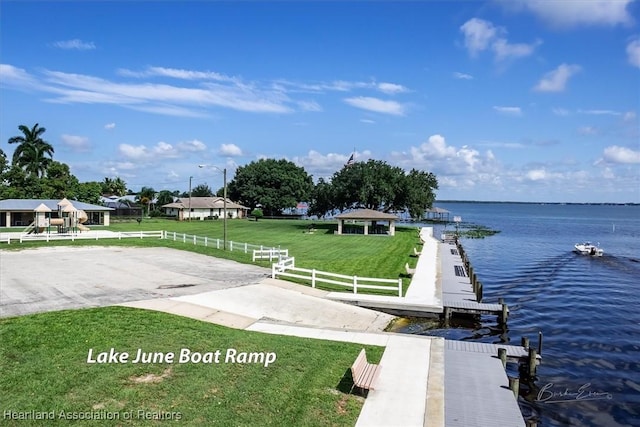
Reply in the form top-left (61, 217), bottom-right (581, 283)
top-left (34, 203), bottom-right (52, 213)
top-left (335, 209), bottom-right (398, 220)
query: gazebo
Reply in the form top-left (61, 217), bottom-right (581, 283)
top-left (335, 209), bottom-right (399, 236)
top-left (425, 207), bottom-right (450, 222)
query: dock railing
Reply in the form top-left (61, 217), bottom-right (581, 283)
top-left (271, 256), bottom-right (403, 297)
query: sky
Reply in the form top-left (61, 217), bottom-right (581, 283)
top-left (1, 1), bottom-right (639, 203)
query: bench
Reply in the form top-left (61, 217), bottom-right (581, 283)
top-left (405, 262), bottom-right (416, 277)
top-left (350, 349), bottom-right (380, 393)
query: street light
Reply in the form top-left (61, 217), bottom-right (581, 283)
top-left (198, 164), bottom-right (227, 250)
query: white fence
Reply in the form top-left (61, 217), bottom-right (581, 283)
top-left (3, 230), bottom-right (164, 244)
top-left (271, 256), bottom-right (402, 297)
top-left (252, 248), bottom-right (289, 262)
top-left (162, 231), bottom-right (280, 254)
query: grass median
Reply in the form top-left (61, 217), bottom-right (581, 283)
top-left (0, 306), bottom-right (383, 426)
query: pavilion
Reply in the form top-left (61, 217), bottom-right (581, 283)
top-left (334, 209), bottom-right (399, 236)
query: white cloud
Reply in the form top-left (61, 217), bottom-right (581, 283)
top-left (297, 100), bottom-right (323, 112)
top-left (104, 122), bottom-right (116, 130)
top-left (460, 18), bottom-right (498, 56)
top-left (52, 39), bottom-right (96, 50)
top-left (623, 111), bottom-right (637, 121)
top-left (504, 0), bottom-right (635, 27)
top-left (377, 82), bottom-right (408, 95)
top-left (626, 38), bottom-right (640, 68)
top-left (219, 143), bottom-right (243, 157)
top-left (177, 139), bottom-right (207, 152)
top-left (343, 96), bottom-right (406, 116)
top-left (61, 134), bottom-right (91, 152)
top-left (292, 150), bottom-right (372, 178)
top-left (360, 119), bottom-right (376, 124)
top-left (602, 145), bottom-right (640, 164)
top-left (118, 140), bottom-right (201, 161)
top-left (579, 109), bottom-right (621, 116)
top-left (525, 168), bottom-right (551, 181)
top-left (492, 38), bottom-right (542, 61)
top-left (460, 18), bottom-right (540, 61)
top-left (453, 72), bottom-right (474, 80)
top-left (493, 106), bottom-right (523, 116)
top-left (552, 108), bottom-right (570, 116)
top-left (118, 66), bottom-right (238, 83)
top-left (534, 63), bottom-right (581, 92)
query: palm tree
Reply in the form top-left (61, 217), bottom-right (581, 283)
top-left (102, 176), bottom-right (128, 196)
top-left (8, 123), bottom-right (54, 178)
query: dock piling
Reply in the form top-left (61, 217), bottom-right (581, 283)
top-left (528, 347), bottom-right (538, 377)
top-left (521, 336), bottom-right (530, 350)
top-left (498, 348), bottom-right (507, 368)
top-left (538, 331), bottom-right (543, 356)
top-left (508, 376), bottom-right (520, 399)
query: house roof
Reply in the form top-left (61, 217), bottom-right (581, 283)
top-left (0, 199), bottom-right (113, 212)
top-left (162, 197), bottom-right (248, 210)
top-left (335, 208), bottom-right (398, 220)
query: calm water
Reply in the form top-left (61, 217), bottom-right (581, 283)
top-left (401, 202), bottom-right (640, 427)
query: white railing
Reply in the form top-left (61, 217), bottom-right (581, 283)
top-left (10, 230), bottom-right (164, 243)
top-left (163, 231), bottom-right (280, 254)
top-left (271, 256), bottom-right (402, 297)
top-left (252, 248), bottom-right (289, 262)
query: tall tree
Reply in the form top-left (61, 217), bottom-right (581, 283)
top-left (8, 123), bottom-right (54, 178)
top-left (191, 184), bottom-right (213, 197)
top-left (156, 190), bottom-right (175, 207)
top-left (308, 178), bottom-right (335, 218)
top-left (102, 177), bottom-right (127, 196)
top-left (330, 160), bottom-right (406, 212)
top-left (136, 186), bottom-right (156, 216)
top-left (228, 158), bottom-right (314, 216)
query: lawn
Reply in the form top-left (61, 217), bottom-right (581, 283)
top-left (0, 306), bottom-right (383, 426)
top-left (7, 218), bottom-right (422, 294)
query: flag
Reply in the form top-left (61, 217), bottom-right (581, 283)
top-left (345, 152), bottom-right (355, 166)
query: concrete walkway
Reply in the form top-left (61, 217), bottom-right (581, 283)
top-left (119, 278), bottom-right (445, 427)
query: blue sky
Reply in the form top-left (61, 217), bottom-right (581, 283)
top-left (1, 1), bottom-right (639, 203)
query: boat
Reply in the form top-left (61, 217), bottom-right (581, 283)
top-left (574, 242), bottom-right (604, 257)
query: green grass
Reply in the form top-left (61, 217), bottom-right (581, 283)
top-left (0, 306), bottom-right (383, 426)
top-left (6, 218), bottom-right (421, 295)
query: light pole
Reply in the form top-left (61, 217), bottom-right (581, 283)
top-left (199, 164), bottom-right (227, 250)
top-left (188, 176), bottom-right (193, 221)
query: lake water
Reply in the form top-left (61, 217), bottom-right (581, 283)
top-left (399, 202), bottom-right (640, 427)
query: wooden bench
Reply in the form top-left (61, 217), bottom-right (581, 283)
top-left (405, 262), bottom-right (416, 277)
top-left (350, 349), bottom-right (380, 393)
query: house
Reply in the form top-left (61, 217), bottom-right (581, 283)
top-left (0, 198), bottom-right (113, 229)
top-left (162, 197), bottom-right (249, 221)
top-left (100, 195), bottom-right (143, 217)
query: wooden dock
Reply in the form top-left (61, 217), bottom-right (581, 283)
top-left (326, 227), bottom-right (510, 324)
top-left (439, 235), bottom-right (509, 323)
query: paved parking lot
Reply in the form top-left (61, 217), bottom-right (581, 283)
top-left (0, 246), bottom-right (271, 318)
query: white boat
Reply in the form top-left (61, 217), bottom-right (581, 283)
top-left (574, 242), bottom-right (604, 257)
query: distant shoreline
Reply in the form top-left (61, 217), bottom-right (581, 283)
top-left (436, 200), bottom-right (639, 206)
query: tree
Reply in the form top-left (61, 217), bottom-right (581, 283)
top-left (191, 184), bottom-right (213, 197)
top-left (403, 169), bottom-right (438, 220)
top-left (8, 123), bottom-right (54, 178)
top-left (308, 178), bottom-right (335, 218)
top-left (228, 158), bottom-right (314, 216)
top-left (330, 160), bottom-right (406, 211)
top-left (136, 187), bottom-right (156, 216)
top-left (250, 208), bottom-right (264, 221)
top-left (41, 161), bottom-right (80, 199)
top-left (75, 182), bottom-right (103, 205)
top-left (156, 190), bottom-right (175, 207)
top-left (102, 177), bottom-right (127, 196)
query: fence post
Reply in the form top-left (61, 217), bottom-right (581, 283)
top-left (204, 237), bottom-right (208, 247)
top-left (398, 278), bottom-right (403, 297)
top-left (271, 263), bottom-right (276, 279)
top-left (182, 233), bottom-right (186, 243)
top-left (230, 241), bottom-right (233, 252)
top-left (118, 232), bottom-right (122, 240)
top-left (353, 276), bottom-right (358, 294)
top-left (245, 242), bottom-right (248, 253)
